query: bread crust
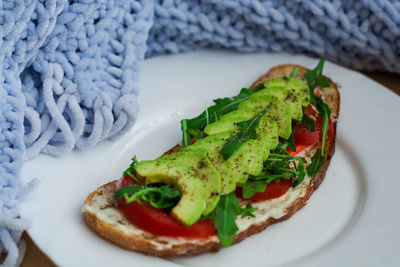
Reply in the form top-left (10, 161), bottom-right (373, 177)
top-left (83, 64), bottom-right (340, 257)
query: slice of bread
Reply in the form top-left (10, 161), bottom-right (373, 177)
top-left (82, 64), bottom-right (340, 257)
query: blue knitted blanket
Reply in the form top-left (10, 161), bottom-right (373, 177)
top-left (1, 0), bottom-right (399, 265)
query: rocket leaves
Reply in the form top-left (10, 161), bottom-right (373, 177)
top-left (213, 192), bottom-right (255, 247)
top-left (114, 184), bottom-right (181, 209)
top-left (301, 113), bottom-right (316, 131)
top-left (304, 59), bottom-right (331, 157)
top-left (241, 152), bottom-right (307, 199)
top-left (289, 67), bottom-right (299, 78)
top-left (304, 60), bottom-right (330, 90)
top-left (181, 88), bottom-right (254, 147)
top-left (306, 148), bottom-right (326, 176)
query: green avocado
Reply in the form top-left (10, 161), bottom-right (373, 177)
top-left (238, 95), bottom-right (292, 139)
top-left (257, 118), bottom-right (279, 160)
top-left (184, 131), bottom-right (238, 194)
top-left (221, 111), bottom-right (280, 184)
top-left (199, 112), bottom-right (279, 186)
top-left (226, 139), bottom-right (264, 184)
top-left (264, 77), bottom-right (310, 107)
top-left (203, 108), bottom-right (258, 136)
top-left (200, 105), bottom-right (283, 186)
top-left (161, 148), bottom-right (221, 216)
top-left (250, 86), bottom-right (303, 121)
top-left (133, 160), bottom-right (207, 226)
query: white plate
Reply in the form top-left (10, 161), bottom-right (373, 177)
top-left (20, 51), bottom-right (400, 267)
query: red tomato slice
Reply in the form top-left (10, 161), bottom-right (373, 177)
top-left (116, 176), bottom-right (217, 238)
top-left (235, 179), bottom-right (292, 201)
top-left (292, 116), bottom-right (333, 147)
top-left (293, 123), bottom-right (321, 146)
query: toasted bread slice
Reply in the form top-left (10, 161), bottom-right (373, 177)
top-left (82, 64), bottom-right (340, 257)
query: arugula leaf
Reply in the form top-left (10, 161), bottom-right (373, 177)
top-left (241, 152), bottom-right (307, 198)
top-left (214, 193), bottom-right (240, 247)
top-left (242, 180), bottom-right (268, 199)
top-left (214, 192), bottom-right (255, 247)
top-left (266, 154), bottom-right (306, 186)
top-left (220, 106), bottom-right (271, 160)
top-left (181, 119), bottom-right (191, 148)
top-left (181, 88), bottom-right (254, 148)
top-left (304, 60), bottom-right (332, 156)
top-left (301, 113), bottom-right (316, 131)
top-left (123, 166), bottom-right (134, 179)
top-left (287, 126), bottom-right (297, 152)
top-left (308, 91), bottom-right (330, 156)
top-left (205, 104), bottom-right (210, 126)
top-left (271, 139), bottom-right (290, 155)
top-left (114, 184), bottom-right (181, 209)
top-left (240, 203), bottom-right (256, 218)
top-left (289, 67), bottom-right (299, 78)
top-left (122, 156), bottom-right (142, 184)
top-left (306, 148), bottom-right (326, 176)
top-left (319, 102), bottom-right (330, 155)
top-left (186, 88), bottom-right (253, 129)
top-left (304, 60), bottom-right (330, 90)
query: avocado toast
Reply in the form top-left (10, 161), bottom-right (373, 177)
top-left (82, 62), bottom-right (340, 257)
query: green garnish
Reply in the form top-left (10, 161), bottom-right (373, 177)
top-left (114, 183), bottom-right (181, 209)
top-left (289, 67), bottom-right (299, 78)
top-left (304, 59), bottom-right (331, 156)
top-left (265, 154), bottom-right (307, 186)
top-left (181, 119), bottom-right (190, 147)
top-left (123, 156), bottom-right (141, 184)
top-left (220, 106), bottom-right (271, 160)
top-left (212, 192), bottom-right (255, 247)
top-left (241, 152), bottom-right (307, 199)
top-left (301, 112), bottom-right (316, 131)
top-left (181, 88), bottom-right (254, 148)
top-left (304, 60), bottom-right (330, 90)
top-left (286, 124), bottom-right (297, 152)
top-left (205, 104), bottom-right (210, 126)
top-left (319, 102), bottom-right (330, 155)
top-left (242, 179), bottom-right (273, 199)
top-left (306, 148), bottom-right (326, 176)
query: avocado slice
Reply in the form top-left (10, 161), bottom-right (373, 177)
top-left (204, 108), bottom-right (258, 136)
top-left (223, 113), bottom-right (280, 184)
top-left (133, 160), bottom-right (207, 226)
top-left (238, 96), bottom-right (292, 139)
top-left (226, 139), bottom-right (264, 184)
top-left (161, 148), bottom-right (221, 216)
top-left (202, 109), bottom-right (281, 185)
top-left (203, 120), bottom-right (240, 136)
top-left (251, 86), bottom-right (303, 121)
top-left (257, 118), bottom-right (279, 160)
top-left (197, 116), bottom-right (278, 186)
top-left (264, 77), bottom-right (310, 107)
top-left (184, 131), bottom-right (238, 194)
top-left (219, 108), bottom-right (258, 122)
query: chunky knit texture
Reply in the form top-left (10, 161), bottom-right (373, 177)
top-left (1, 0), bottom-right (399, 265)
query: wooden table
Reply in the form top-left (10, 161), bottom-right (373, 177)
top-left (2, 70), bottom-right (399, 267)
